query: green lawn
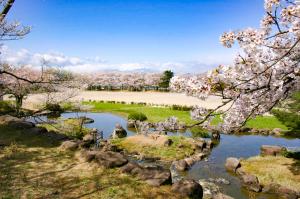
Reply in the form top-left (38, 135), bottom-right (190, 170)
top-left (84, 101), bottom-right (289, 130)
top-left (83, 101), bottom-right (194, 124)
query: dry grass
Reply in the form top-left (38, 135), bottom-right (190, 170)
top-left (111, 135), bottom-right (195, 161)
top-left (0, 125), bottom-right (183, 199)
top-left (241, 156), bottom-right (300, 192)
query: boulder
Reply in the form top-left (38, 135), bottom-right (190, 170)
top-left (120, 162), bottom-right (142, 173)
top-left (170, 163), bottom-right (183, 183)
top-left (121, 162), bottom-right (171, 186)
top-left (59, 140), bottom-right (78, 151)
top-left (94, 151), bottom-right (128, 168)
top-left (241, 174), bottom-right (262, 192)
top-left (271, 128), bottom-right (282, 136)
top-left (137, 168), bottom-right (171, 186)
top-left (225, 157), bottom-right (241, 172)
top-left (199, 179), bottom-right (220, 198)
top-left (173, 160), bottom-right (188, 171)
top-left (171, 179), bottom-right (203, 199)
top-left (0, 115), bottom-right (35, 129)
top-left (112, 123), bottom-right (127, 138)
top-left (193, 140), bottom-right (206, 150)
top-left (260, 145), bottom-right (286, 156)
top-left (75, 150), bottom-right (96, 162)
top-left (81, 133), bottom-right (94, 147)
top-left (127, 120), bottom-right (136, 128)
top-left (206, 140), bottom-right (213, 149)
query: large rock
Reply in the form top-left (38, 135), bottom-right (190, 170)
top-left (0, 115), bottom-right (35, 129)
top-left (225, 157), bottom-right (241, 172)
top-left (260, 145), bottom-right (286, 156)
top-left (271, 128), bottom-right (282, 136)
top-left (127, 120), bottom-right (136, 128)
top-left (112, 123), bottom-right (127, 138)
top-left (75, 150), bottom-right (96, 162)
top-left (241, 174), bottom-right (262, 192)
top-left (199, 179), bottom-right (221, 198)
top-left (94, 151), bottom-right (128, 168)
top-left (121, 162), bottom-right (171, 186)
top-left (137, 168), bottom-right (171, 186)
top-left (59, 140), bottom-right (79, 151)
top-left (173, 160), bottom-right (188, 171)
top-left (171, 179), bottom-right (203, 199)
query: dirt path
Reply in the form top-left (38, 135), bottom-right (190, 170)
top-left (11, 91), bottom-right (229, 110)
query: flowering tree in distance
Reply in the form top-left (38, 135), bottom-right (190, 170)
top-left (171, 0), bottom-right (300, 132)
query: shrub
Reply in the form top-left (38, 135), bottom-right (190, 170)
top-left (45, 103), bottom-right (63, 113)
top-left (0, 101), bottom-right (15, 115)
top-left (171, 104), bottom-right (192, 111)
top-left (190, 126), bottom-right (211, 138)
top-left (128, 112), bottom-right (147, 121)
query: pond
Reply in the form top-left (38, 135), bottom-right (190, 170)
top-left (31, 112), bottom-right (299, 199)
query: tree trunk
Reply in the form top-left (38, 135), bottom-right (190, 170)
top-left (15, 95), bottom-right (23, 115)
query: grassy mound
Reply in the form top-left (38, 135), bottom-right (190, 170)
top-left (241, 156), bottom-right (300, 192)
top-left (111, 135), bottom-right (195, 161)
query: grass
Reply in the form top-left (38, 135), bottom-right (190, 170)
top-left (38, 118), bottom-right (91, 139)
top-left (0, 125), bottom-right (182, 199)
top-left (241, 156), bottom-right (300, 192)
top-left (246, 115), bottom-right (289, 130)
top-left (84, 101), bottom-right (289, 130)
top-left (84, 101), bottom-right (194, 124)
top-left (111, 136), bottom-right (195, 161)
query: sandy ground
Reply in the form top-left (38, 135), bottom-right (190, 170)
top-left (5, 91), bottom-right (229, 110)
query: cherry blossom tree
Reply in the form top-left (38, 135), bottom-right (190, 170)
top-left (87, 72), bottom-right (163, 91)
top-left (1, 64), bottom-right (81, 115)
top-left (171, 0), bottom-right (300, 132)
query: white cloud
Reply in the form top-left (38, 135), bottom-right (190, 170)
top-left (0, 46), bottom-right (234, 74)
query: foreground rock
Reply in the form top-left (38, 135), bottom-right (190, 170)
top-left (112, 123), bottom-right (127, 138)
top-left (171, 179), bottom-right (203, 199)
top-left (262, 183), bottom-right (299, 199)
top-left (95, 151), bottom-right (128, 168)
top-left (59, 140), bottom-right (79, 151)
top-left (76, 149), bottom-right (128, 168)
top-left (120, 162), bottom-right (171, 186)
top-left (0, 115), bottom-right (35, 129)
top-left (225, 157), bottom-right (241, 172)
top-left (260, 145), bottom-right (286, 156)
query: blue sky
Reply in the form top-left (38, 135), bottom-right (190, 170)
top-left (3, 0), bottom-right (265, 73)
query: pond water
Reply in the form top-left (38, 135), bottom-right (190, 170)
top-left (31, 112), bottom-right (300, 199)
